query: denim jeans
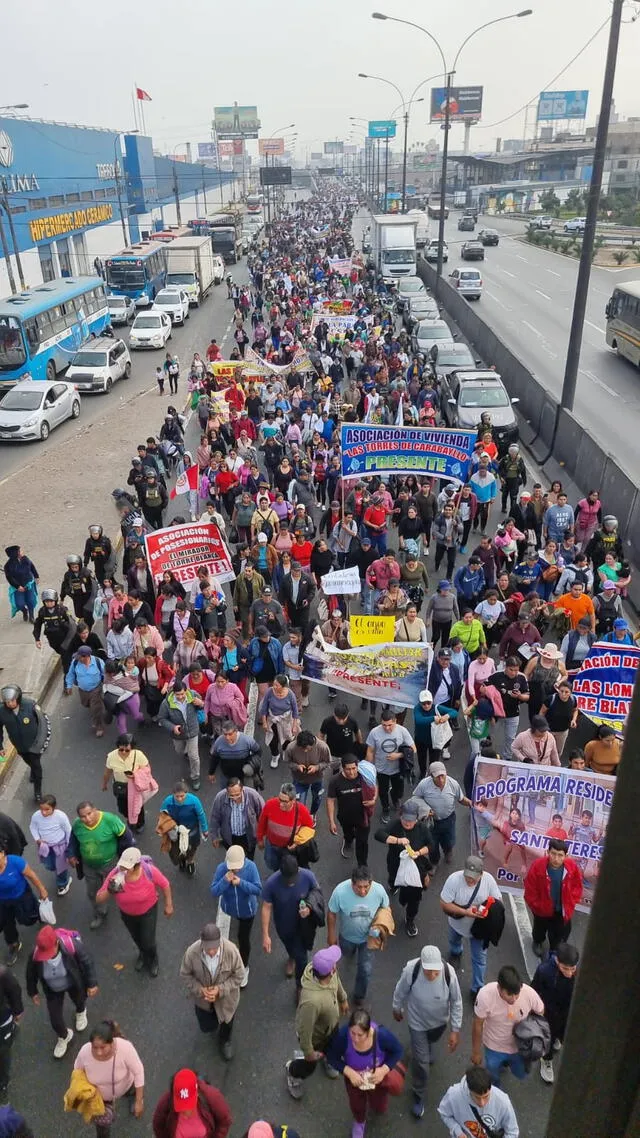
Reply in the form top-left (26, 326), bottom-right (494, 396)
top-left (433, 812), bottom-right (456, 856)
top-left (447, 926), bottom-right (487, 992)
top-left (484, 1046), bottom-right (527, 1085)
top-left (263, 838), bottom-right (285, 873)
top-left (294, 781), bottom-right (323, 816)
top-left (502, 715), bottom-right (520, 761)
top-left (40, 848), bottom-right (70, 891)
top-left (339, 935), bottom-right (372, 1001)
top-left (361, 581), bottom-right (374, 616)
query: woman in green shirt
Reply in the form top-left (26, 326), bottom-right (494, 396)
top-left (448, 609), bottom-right (487, 658)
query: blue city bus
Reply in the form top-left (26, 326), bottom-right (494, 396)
top-left (105, 242), bottom-right (167, 306)
top-left (0, 276), bottom-right (109, 388)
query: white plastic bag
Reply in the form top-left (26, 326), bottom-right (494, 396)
top-left (430, 719), bottom-right (453, 752)
top-left (39, 898), bottom-right (56, 925)
top-left (394, 849), bottom-right (422, 888)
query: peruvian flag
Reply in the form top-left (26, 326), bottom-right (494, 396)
top-left (170, 465), bottom-right (198, 498)
top-left (136, 87), bottom-right (152, 102)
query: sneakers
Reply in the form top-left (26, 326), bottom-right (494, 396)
top-left (191, 777), bottom-right (201, 791)
top-left (89, 914), bottom-right (106, 931)
top-left (323, 1057), bottom-right (339, 1079)
top-left (185, 861), bottom-right (196, 877)
top-left (301, 696), bottom-right (310, 708)
top-left (134, 954), bottom-right (145, 972)
top-left (381, 814), bottom-right (390, 825)
top-left (285, 1060), bottom-right (304, 1099)
top-left (5, 942), bottom-right (21, 967)
top-left (532, 940), bottom-right (545, 958)
top-left (411, 1093), bottom-right (425, 1119)
top-left (270, 756), bottom-right (280, 769)
top-left (341, 840), bottom-right (353, 859)
top-left (53, 1028), bottom-right (73, 1059)
top-left (406, 920), bottom-right (418, 937)
top-left (149, 960), bottom-right (159, 978)
top-left (540, 1058), bottom-right (554, 1084)
top-left (75, 1010), bottom-right (88, 1032)
top-left (57, 879), bottom-right (72, 896)
top-left (221, 1039), bottom-right (234, 1061)
top-left (240, 966), bottom-right (250, 988)
top-left (553, 1039), bottom-right (562, 1052)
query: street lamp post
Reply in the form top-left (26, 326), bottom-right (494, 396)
top-left (264, 123), bottom-right (295, 231)
top-left (372, 9), bottom-right (532, 294)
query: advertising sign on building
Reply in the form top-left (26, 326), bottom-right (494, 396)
top-left (311, 152), bottom-right (323, 160)
top-left (537, 90), bottom-right (589, 121)
top-left (368, 120), bottom-right (397, 139)
top-left (198, 142), bottom-right (218, 159)
top-left (324, 141), bottom-right (344, 154)
top-left (259, 166), bottom-right (292, 186)
top-left (258, 138), bottom-right (285, 156)
top-left (217, 141), bottom-right (235, 157)
top-left (430, 86), bottom-right (484, 122)
top-left (214, 104), bottom-right (260, 140)
top-left (144, 523), bottom-right (234, 586)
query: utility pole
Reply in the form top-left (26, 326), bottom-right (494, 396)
top-left (401, 111), bottom-right (409, 214)
top-left (202, 165), bottom-right (208, 215)
top-left (0, 179), bottom-right (26, 289)
top-left (375, 139), bottom-right (381, 211)
top-left (114, 156), bottom-right (128, 247)
top-left (173, 163), bottom-right (182, 226)
top-left (560, 0), bottom-right (623, 414)
top-left (0, 211), bottom-right (16, 294)
top-left (436, 72), bottom-right (453, 294)
top-left (383, 129), bottom-right (390, 213)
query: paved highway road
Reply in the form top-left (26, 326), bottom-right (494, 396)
top-left (434, 213), bottom-right (640, 482)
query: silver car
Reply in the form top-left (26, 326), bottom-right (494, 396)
top-left (412, 318), bottom-right (454, 355)
top-left (107, 294), bottom-right (136, 325)
top-left (0, 378), bottom-right (80, 442)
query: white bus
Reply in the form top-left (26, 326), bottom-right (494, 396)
top-left (605, 281), bottom-right (640, 366)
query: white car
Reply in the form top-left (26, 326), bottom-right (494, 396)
top-left (153, 289), bottom-right (190, 325)
top-left (212, 255), bottom-right (225, 284)
top-left (424, 239), bottom-right (448, 263)
top-left (529, 216), bottom-right (553, 229)
top-left (412, 318), bottom-right (454, 355)
top-left (0, 379), bottom-right (80, 442)
top-left (129, 311), bottom-right (172, 349)
top-left (396, 276), bottom-right (426, 311)
top-left (564, 217), bottom-right (586, 233)
top-left (66, 337), bottom-right (131, 394)
top-left (449, 267), bottom-right (483, 300)
top-left (106, 294), bottom-right (136, 325)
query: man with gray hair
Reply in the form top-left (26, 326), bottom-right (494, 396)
top-left (393, 944), bottom-right (463, 1118)
top-left (414, 762), bottom-right (471, 866)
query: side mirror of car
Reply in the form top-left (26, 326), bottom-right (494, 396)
top-left (511, 397), bottom-right (520, 405)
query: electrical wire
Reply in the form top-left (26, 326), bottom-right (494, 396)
top-left (475, 13), bottom-right (612, 130)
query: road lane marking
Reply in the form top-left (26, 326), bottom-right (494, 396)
top-left (584, 320), bottom-right (603, 334)
top-left (522, 320), bottom-right (542, 337)
top-left (515, 254), bottom-right (528, 262)
top-left (484, 289), bottom-right (511, 310)
top-left (546, 269), bottom-right (561, 277)
top-left (535, 289), bottom-right (552, 300)
top-left (581, 369), bottom-right (620, 397)
top-left (502, 269), bottom-right (516, 278)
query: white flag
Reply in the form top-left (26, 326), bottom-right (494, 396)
top-left (395, 397), bottom-right (404, 425)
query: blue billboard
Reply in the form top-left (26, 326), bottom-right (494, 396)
top-left (537, 90), bottom-right (589, 121)
top-left (368, 120), bottom-right (397, 139)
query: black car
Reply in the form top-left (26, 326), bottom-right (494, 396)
top-left (458, 215), bottom-right (475, 231)
top-left (440, 369), bottom-right (519, 454)
top-left (461, 241), bottom-right (485, 261)
top-left (478, 229), bottom-right (499, 246)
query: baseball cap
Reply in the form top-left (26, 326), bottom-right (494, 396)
top-left (601, 580), bottom-right (617, 591)
top-left (117, 847), bottom-right (142, 870)
top-left (438, 647), bottom-right (452, 658)
top-left (280, 853), bottom-right (299, 880)
top-left (77, 646), bottom-right (92, 657)
top-left (437, 580), bottom-right (451, 591)
top-left (401, 799), bottom-right (420, 821)
top-left (420, 945), bottom-right (443, 970)
top-left (429, 761), bottom-right (447, 778)
top-left (173, 1069), bottom-right (198, 1113)
top-left (257, 533), bottom-right (268, 544)
top-left (312, 945), bottom-right (342, 976)
top-left (464, 855), bottom-right (483, 881)
top-left (33, 925), bottom-right (58, 961)
top-left (200, 923), bottom-right (221, 948)
top-left (226, 845), bottom-right (246, 871)
top-left (614, 618), bottom-right (628, 630)
top-left (261, 586), bottom-right (273, 595)
top-left (418, 689), bottom-right (433, 704)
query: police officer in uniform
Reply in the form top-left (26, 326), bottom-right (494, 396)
top-left (60, 555), bottom-right (94, 626)
top-left (82, 525), bottom-right (113, 585)
top-left (33, 589), bottom-right (75, 689)
top-left (0, 684), bottom-right (51, 801)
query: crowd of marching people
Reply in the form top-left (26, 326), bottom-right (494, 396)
top-left (0, 182), bottom-right (625, 1138)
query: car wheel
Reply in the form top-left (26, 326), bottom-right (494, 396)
top-left (39, 420), bottom-right (50, 441)
top-left (124, 362), bottom-right (131, 378)
top-left (71, 400), bottom-right (81, 419)
top-left (105, 378), bottom-right (113, 394)
top-left (45, 360), bottom-right (56, 383)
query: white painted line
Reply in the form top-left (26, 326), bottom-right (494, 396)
top-left (522, 320), bottom-right (542, 338)
top-left (546, 269), bottom-right (561, 277)
top-left (535, 289), bottom-right (552, 301)
top-left (214, 678), bottom-right (259, 938)
top-left (502, 269), bottom-right (516, 279)
top-left (509, 893), bottom-right (537, 980)
top-left (584, 320), bottom-right (603, 334)
top-left (484, 289), bottom-right (510, 311)
top-left (580, 369), bottom-right (620, 398)
top-left (515, 254), bottom-right (528, 262)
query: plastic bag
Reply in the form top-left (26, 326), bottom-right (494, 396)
top-left (430, 719), bottom-right (453, 752)
top-left (394, 849), bottom-right (422, 888)
top-left (39, 898), bottom-right (57, 925)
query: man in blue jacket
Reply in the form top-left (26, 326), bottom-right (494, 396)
top-left (211, 844), bottom-right (262, 988)
top-left (248, 625), bottom-right (285, 702)
top-left (453, 555), bottom-right (485, 608)
top-left (64, 647), bottom-right (105, 737)
top-left (532, 942), bottom-right (579, 1085)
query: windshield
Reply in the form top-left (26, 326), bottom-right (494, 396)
top-left (383, 249), bottom-right (414, 264)
top-left (417, 325), bottom-right (451, 342)
top-left (0, 317), bottom-right (26, 372)
top-left (156, 291), bottom-right (182, 303)
top-left (435, 348), bottom-right (475, 368)
top-left (108, 297), bottom-right (127, 308)
top-left (459, 385), bottom-right (509, 408)
top-left (401, 280), bottom-right (424, 293)
top-left (165, 273), bottom-right (194, 285)
top-left (71, 351), bottom-right (107, 367)
top-left (1, 388), bottom-right (43, 411)
top-left (134, 316), bottom-right (161, 329)
top-left (460, 271), bottom-right (481, 281)
top-left (106, 264), bottom-right (146, 289)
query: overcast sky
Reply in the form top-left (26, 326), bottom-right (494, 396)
top-left (4, 0), bottom-right (640, 159)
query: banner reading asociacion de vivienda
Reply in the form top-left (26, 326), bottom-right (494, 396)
top-left (340, 424), bottom-right (476, 482)
top-left (303, 637), bottom-right (433, 708)
top-left (471, 757), bottom-right (615, 913)
top-left (572, 642), bottom-right (640, 736)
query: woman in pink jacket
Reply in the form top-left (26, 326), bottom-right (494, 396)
top-left (132, 618), bottom-right (164, 661)
top-left (74, 1019), bottom-right (145, 1133)
top-left (203, 672), bottom-right (248, 734)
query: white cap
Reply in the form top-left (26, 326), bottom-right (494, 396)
top-left (418, 690), bottom-right (433, 703)
top-left (420, 945), bottom-right (443, 970)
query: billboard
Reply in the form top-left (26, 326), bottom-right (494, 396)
top-left (311, 151), bottom-right (322, 160)
top-left (324, 141), bottom-right (344, 154)
top-left (213, 104), bottom-right (260, 139)
top-left (368, 120), bottom-right (397, 139)
top-left (217, 140), bottom-right (235, 157)
top-left (343, 144), bottom-right (358, 155)
top-left (259, 165), bottom-right (292, 186)
top-left (197, 142), bottom-right (217, 159)
top-left (537, 90), bottom-right (589, 121)
top-left (259, 138), bottom-right (285, 156)
top-left (430, 86), bottom-right (483, 122)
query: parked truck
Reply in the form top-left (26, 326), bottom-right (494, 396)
top-left (427, 197), bottom-right (449, 221)
top-left (165, 236), bottom-right (216, 305)
top-left (370, 214), bottom-right (418, 281)
top-left (208, 212), bottom-right (243, 264)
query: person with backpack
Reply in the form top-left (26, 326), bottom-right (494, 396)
top-left (26, 924), bottom-right (98, 1058)
top-left (392, 945), bottom-right (463, 1119)
top-left (95, 848), bottom-right (173, 977)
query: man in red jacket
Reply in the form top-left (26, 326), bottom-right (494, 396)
top-left (523, 839), bottom-right (583, 957)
